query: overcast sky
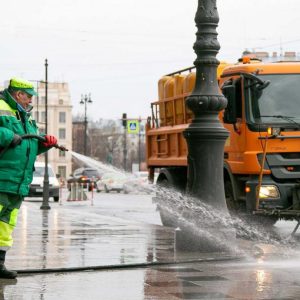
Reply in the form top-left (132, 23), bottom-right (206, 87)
top-left (1, 0), bottom-right (299, 121)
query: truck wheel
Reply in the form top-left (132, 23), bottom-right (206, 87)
top-left (54, 196), bottom-right (59, 202)
top-left (156, 178), bottom-right (177, 227)
top-left (225, 180), bottom-right (239, 212)
top-left (158, 205), bottom-right (177, 228)
top-left (157, 178), bottom-right (170, 188)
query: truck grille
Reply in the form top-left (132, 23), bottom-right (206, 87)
top-left (266, 153), bottom-right (300, 180)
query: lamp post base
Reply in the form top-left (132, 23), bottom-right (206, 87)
top-left (40, 204), bottom-right (51, 210)
top-left (175, 225), bottom-right (237, 253)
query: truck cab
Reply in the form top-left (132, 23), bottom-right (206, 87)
top-left (221, 60), bottom-right (300, 218)
top-left (146, 58), bottom-right (300, 221)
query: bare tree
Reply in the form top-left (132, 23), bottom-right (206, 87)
top-left (72, 116), bottom-right (146, 171)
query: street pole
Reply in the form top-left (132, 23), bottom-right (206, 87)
top-left (41, 58), bottom-right (50, 210)
top-left (80, 94), bottom-right (92, 156)
top-left (122, 113), bottom-right (127, 171)
top-left (84, 96), bottom-right (87, 156)
top-left (36, 81), bottom-right (39, 123)
top-left (173, 0), bottom-right (236, 252)
top-left (123, 128), bottom-right (127, 171)
top-left (183, 0), bottom-right (229, 211)
top-left (138, 117), bottom-right (141, 171)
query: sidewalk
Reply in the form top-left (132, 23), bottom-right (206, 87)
top-left (7, 194), bottom-right (235, 272)
top-left (0, 194), bottom-right (241, 300)
top-left (3, 194), bottom-right (299, 299)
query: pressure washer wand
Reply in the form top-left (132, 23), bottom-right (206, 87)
top-left (0, 134), bottom-right (68, 159)
top-left (21, 134), bottom-right (69, 151)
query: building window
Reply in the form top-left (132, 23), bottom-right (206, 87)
top-left (58, 166), bottom-right (66, 179)
top-left (59, 99), bottom-right (64, 105)
top-left (39, 128), bottom-right (45, 135)
top-left (41, 111), bottom-right (46, 123)
top-left (34, 111), bottom-right (39, 121)
top-left (59, 112), bottom-right (66, 123)
top-left (59, 148), bottom-right (66, 157)
top-left (59, 128), bottom-right (66, 139)
top-left (40, 96), bottom-right (45, 105)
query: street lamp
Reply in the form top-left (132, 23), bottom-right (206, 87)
top-left (183, 0), bottom-right (229, 211)
top-left (80, 93), bottom-right (92, 156)
top-left (179, 0), bottom-right (236, 250)
top-left (41, 58), bottom-right (50, 210)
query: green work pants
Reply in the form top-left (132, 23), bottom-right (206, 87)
top-left (0, 192), bottom-right (22, 251)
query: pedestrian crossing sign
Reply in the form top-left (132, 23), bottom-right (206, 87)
top-left (127, 120), bottom-right (139, 134)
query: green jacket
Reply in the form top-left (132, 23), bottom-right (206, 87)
top-left (0, 89), bottom-right (48, 196)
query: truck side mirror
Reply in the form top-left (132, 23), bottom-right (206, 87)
top-left (222, 84), bottom-right (237, 124)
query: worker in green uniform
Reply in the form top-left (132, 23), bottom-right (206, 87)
top-left (0, 78), bottom-right (58, 279)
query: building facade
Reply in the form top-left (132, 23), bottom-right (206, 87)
top-left (31, 81), bottom-right (73, 180)
top-left (72, 121), bottom-right (86, 156)
top-left (242, 50), bottom-right (300, 62)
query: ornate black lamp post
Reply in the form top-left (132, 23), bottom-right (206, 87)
top-left (172, 0), bottom-right (236, 252)
top-left (183, 0), bottom-right (229, 211)
top-left (80, 93), bottom-right (92, 156)
top-left (41, 58), bottom-right (50, 210)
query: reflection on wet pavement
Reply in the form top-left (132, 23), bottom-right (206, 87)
top-left (10, 195), bottom-right (233, 272)
top-left (2, 193), bottom-right (300, 299)
top-left (2, 259), bottom-right (300, 299)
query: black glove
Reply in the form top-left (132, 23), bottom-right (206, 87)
top-left (10, 134), bottom-right (22, 147)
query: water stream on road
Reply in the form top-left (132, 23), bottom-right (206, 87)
top-left (70, 151), bottom-right (300, 256)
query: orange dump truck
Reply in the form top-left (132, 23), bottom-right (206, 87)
top-left (146, 58), bottom-right (300, 222)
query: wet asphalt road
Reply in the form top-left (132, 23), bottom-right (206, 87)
top-left (2, 190), bottom-right (300, 299)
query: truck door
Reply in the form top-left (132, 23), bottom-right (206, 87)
top-left (222, 77), bottom-right (246, 166)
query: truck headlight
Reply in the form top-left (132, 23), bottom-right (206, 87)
top-left (258, 185), bottom-right (280, 199)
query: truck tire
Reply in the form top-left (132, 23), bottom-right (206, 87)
top-left (54, 196), bottom-right (59, 202)
top-left (156, 167), bottom-right (187, 191)
top-left (155, 169), bottom-right (186, 228)
top-left (156, 178), bottom-right (173, 227)
top-left (158, 205), bottom-right (177, 228)
top-left (224, 180), bottom-right (239, 212)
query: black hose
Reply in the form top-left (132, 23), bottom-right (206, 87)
top-left (0, 134), bottom-right (68, 158)
top-left (16, 256), bottom-right (241, 275)
top-left (21, 134), bottom-right (46, 142)
top-left (21, 134), bottom-right (68, 151)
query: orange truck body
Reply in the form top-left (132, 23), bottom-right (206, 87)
top-left (146, 59), bottom-right (300, 219)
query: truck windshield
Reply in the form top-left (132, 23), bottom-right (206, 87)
top-left (247, 74), bottom-right (300, 127)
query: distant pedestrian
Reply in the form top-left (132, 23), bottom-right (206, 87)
top-left (0, 78), bottom-right (58, 279)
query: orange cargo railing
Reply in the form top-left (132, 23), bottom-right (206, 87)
top-left (150, 94), bottom-right (193, 129)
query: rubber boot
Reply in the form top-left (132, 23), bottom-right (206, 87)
top-left (0, 250), bottom-right (17, 279)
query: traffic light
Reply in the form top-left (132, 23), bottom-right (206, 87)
top-left (122, 113), bottom-right (127, 128)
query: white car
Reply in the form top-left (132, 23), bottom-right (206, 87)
top-left (97, 172), bottom-right (127, 193)
top-left (123, 171), bottom-right (153, 194)
top-left (28, 162), bottom-right (60, 202)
